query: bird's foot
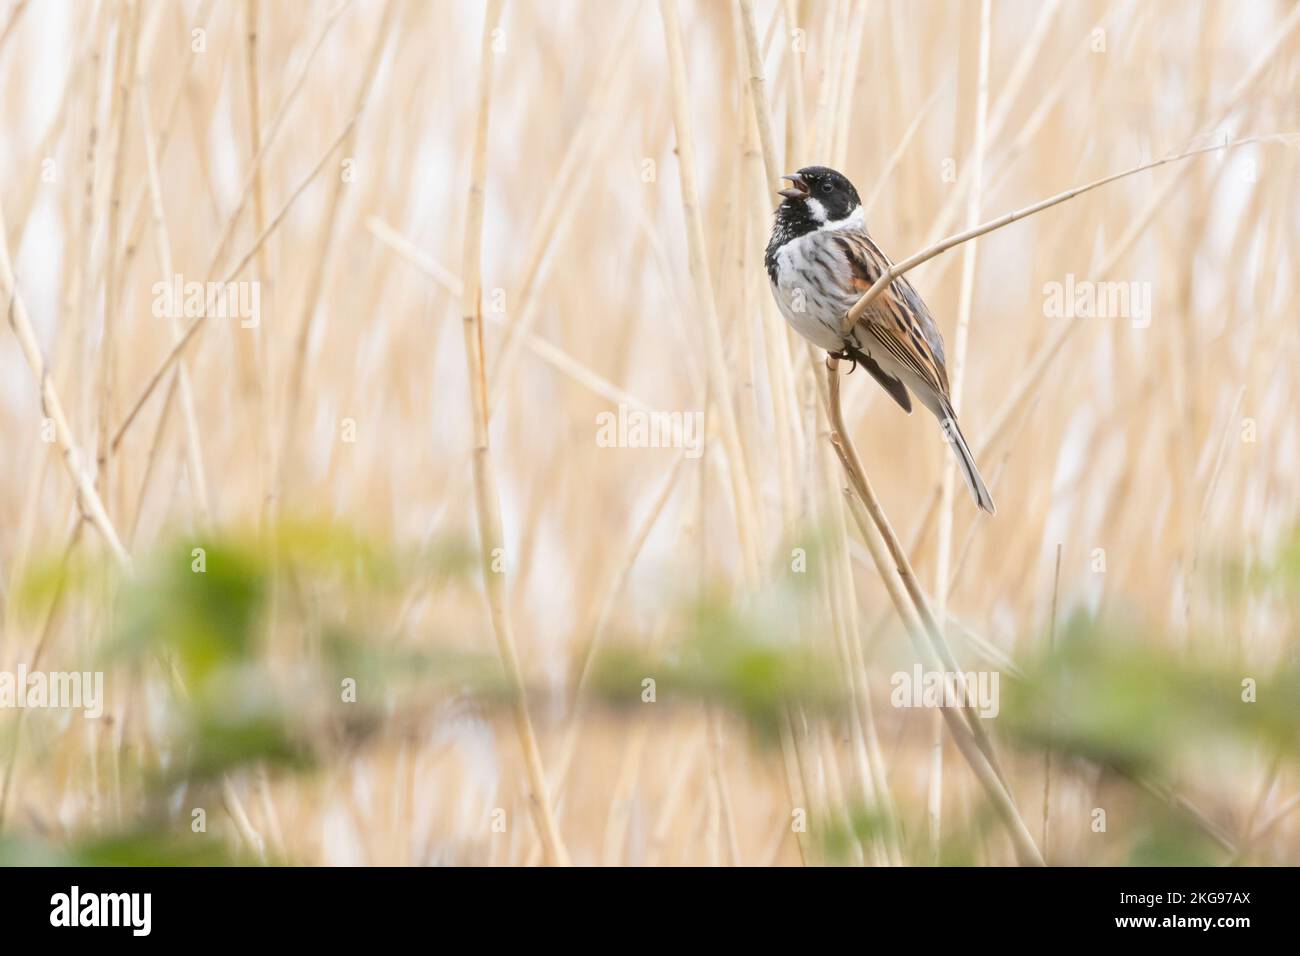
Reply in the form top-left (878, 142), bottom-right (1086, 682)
top-left (827, 349), bottom-right (860, 374)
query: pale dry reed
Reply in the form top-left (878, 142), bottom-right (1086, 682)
top-left (0, 0), bottom-right (1298, 866)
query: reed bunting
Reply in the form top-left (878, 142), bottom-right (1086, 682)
top-left (765, 165), bottom-right (995, 514)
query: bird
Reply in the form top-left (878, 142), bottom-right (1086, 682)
top-left (764, 165), bottom-right (996, 514)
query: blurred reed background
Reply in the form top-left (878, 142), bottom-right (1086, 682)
top-left (0, 0), bottom-right (1298, 866)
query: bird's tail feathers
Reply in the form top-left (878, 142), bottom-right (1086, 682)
top-left (939, 406), bottom-right (996, 515)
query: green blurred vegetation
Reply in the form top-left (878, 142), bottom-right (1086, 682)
top-left (1001, 611), bottom-right (1300, 777)
top-left (3, 521), bottom-right (1297, 865)
top-left (591, 591), bottom-right (848, 740)
top-left (6, 520), bottom-right (489, 863)
top-left (0, 830), bottom-right (248, 867)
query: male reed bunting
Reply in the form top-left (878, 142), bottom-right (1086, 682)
top-left (765, 166), bottom-right (995, 513)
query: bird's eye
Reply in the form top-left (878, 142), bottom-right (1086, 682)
top-left (820, 181), bottom-right (833, 194)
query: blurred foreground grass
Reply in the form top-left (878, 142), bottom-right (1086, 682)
top-left (1, 520), bottom-right (1297, 865)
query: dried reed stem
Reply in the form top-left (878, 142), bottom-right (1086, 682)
top-left (659, 0), bottom-right (761, 585)
top-left (281, 0), bottom-right (396, 483)
top-left (458, 0), bottom-right (569, 868)
top-left (112, 109), bottom-right (365, 451)
top-left (138, 87), bottom-right (211, 526)
top-left (239, 0), bottom-right (270, 515)
top-left (1042, 542), bottom-right (1062, 862)
top-left (366, 217), bottom-right (655, 412)
top-left (96, 0), bottom-right (141, 509)
top-left (826, 361), bottom-right (1044, 866)
top-left (930, 0), bottom-right (992, 859)
top-left (0, 209), bottom-right (130, 566)
top-left (842, 135), bottom-right (1284, 334)
top-left (736, 0), bottom-right (801, 523)
top-left (487, 3), bottom-right (642, 404)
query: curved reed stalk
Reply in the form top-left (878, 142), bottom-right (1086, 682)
top-left (825, 360), bottom-right (1044, 866)
top-left (841, 135), bottom-right (1286, 334)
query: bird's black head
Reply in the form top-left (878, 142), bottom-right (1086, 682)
top-left (777, 166), bottom-right (862, 226)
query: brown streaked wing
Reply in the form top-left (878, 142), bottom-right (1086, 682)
top-left (833, 232), bottom-right (952, 401)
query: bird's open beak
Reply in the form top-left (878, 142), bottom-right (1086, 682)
top-left (778, 172), bottom-right (808, 199)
